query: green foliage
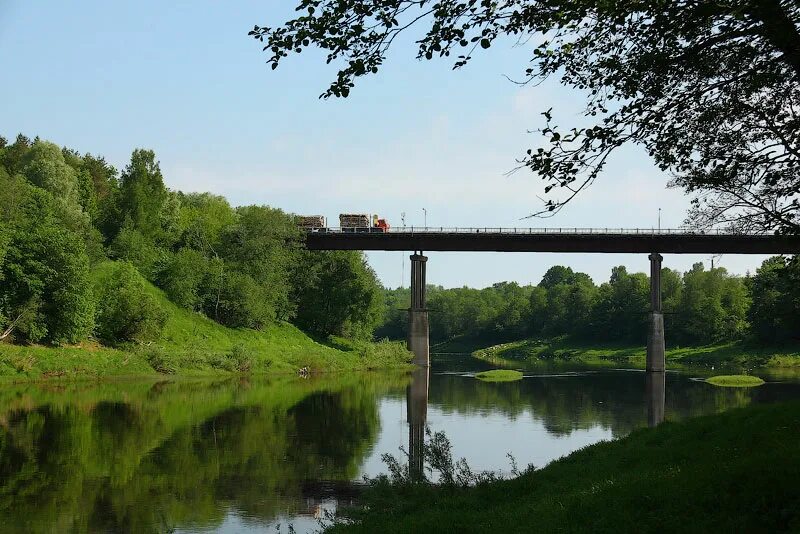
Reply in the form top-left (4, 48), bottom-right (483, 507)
top-left (219, 205), bottom-right (301, 322)
top-left (117, 149), bottom-right (170, 241)
top-left (109, 225), bottom-right (164, 279)
top-left (92, 262), bottom-right (168, 344)
top-left (748, 256), bottom-right (800, 342)
top-left (0, 181), bottom-right (94, 344)
top-left (19, 140), bottom-right (80, 205)
top-left (293, 250), bottom-right (384, 339)
top-left (157, 248), bottom-right (208, 310)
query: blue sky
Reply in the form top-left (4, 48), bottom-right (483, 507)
top-left (0, 1), bottom-right (771, 288)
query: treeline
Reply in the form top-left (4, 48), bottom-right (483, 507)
top-left (0, 134), bottom-right (383, 346)
top-left (378, 259), bottom-right (800, 347)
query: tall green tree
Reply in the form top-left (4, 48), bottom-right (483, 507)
top-left (292, 250), bottom-right (384, 339)
top-left (748, 256), bottom-right (800, 342)
top-left (0, 179), bottom-right (94, 343)
top-left (118, 149), bottom-right (169, 241)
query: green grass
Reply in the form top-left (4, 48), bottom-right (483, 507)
top-left (329, 401), bottom-right (800, 533)
top-left (706, 375), bottom-right (765, 387)
top-left (474, 369), bottom-right (523, 382)
top-left (0, 262), bottom-right (412, 382)
top-left (473, 336), bottom-right (800, 370)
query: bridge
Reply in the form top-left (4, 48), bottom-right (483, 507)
top-left (306, 227), bottom-right (800, 374)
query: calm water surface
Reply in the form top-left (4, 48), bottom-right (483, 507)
top-left (1, 356), bottom-right (799, 533)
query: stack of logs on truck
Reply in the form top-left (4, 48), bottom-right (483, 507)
top-left (297, 214), bottom-right (390, 232)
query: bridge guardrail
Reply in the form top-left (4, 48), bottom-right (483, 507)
top-left (308, 227), bottom-right (761, 236)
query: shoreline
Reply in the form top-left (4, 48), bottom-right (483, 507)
top-left (470, 337), bottom-right (800, 371)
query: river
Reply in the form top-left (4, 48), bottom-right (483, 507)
top-left (1, 356), bottom-right (798, 533)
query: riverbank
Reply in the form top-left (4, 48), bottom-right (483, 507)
top-left (472, 337), bottom-right (800, 369)
top-left (0, 280), bottom-right (411, 382)
top-left (329, 400), bottom-right (800, 532)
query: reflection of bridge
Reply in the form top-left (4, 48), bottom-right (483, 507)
top-left (308, 228), bottom-right (800, 373)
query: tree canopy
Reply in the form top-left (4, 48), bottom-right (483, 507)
top-left (252, 1), bottom-right (800, 234)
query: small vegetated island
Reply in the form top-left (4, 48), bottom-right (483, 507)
top-left (474, 369), bottom-right (523, 382)
top-left (705, 375), bottom-right (765, 387)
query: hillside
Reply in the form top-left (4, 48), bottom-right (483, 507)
top-left (0, 262), bottom-right (411, 381)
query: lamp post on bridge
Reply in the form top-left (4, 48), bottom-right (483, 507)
top-left (422, 208), bottom-right (427, 228)
top-left (658, 207), bottom-right (661, 232)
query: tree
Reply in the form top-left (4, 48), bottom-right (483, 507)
top-left (674, 263), bottom-right (749, 343)
top-left (292, 250), bottom-right (384, 339)
top-left (253, 2), bottom-right (800, 233)
top-left (219, 205), bottom-right (302, 323)
top-left (0, 183), bottom-right (94, 343)
top-left (20, 140), bottom-right (80, 206)
top-left (748, 256), bottom-right (800, 341)
top-left (118, 149), bottom-right (169, 241)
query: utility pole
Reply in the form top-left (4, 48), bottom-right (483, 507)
top-left (401, 212), bottom-right (406, 287)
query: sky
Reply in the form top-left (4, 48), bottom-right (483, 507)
top-left (0, 1), bottom-right (772, 288)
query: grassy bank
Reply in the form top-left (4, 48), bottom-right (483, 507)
top-left (330, 401), bottom-right (800, 532)
top-left (0, 270), bottom-right (411, 382)
top-left (473, 337), bottom-right (800, 369)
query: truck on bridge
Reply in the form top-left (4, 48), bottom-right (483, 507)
top-left (297, 214), bottom-right (390, 232)
top-left (339, 213), bottom-right (390, 232)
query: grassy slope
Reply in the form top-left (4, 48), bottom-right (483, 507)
top-left (473, 337), bottom-right (800, 369)
top-left (330, 401), bottom-right (800, 533)
top-left (0, 263), bottom-right (411, 381)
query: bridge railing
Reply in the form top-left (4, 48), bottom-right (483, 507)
top-left (308, 227), bottom-right (755, 235)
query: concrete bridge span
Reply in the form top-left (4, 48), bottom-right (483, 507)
top-left (306, 228), bottom-right (800, 373)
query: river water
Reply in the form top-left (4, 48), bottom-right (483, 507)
top-left (1, 356), bottom-right (799, 533)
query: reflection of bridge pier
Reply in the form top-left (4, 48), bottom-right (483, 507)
top-left (407, 366), bottom-right (429, 481)
top-left (407, 252), bottom-right (429, 367)
top-left (646, 371), bottom-right (665, 427)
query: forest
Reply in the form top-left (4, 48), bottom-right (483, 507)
top-left (378, 258), bottom-right (800, 348)
top-left (0, 134), bottom-right (384, 349)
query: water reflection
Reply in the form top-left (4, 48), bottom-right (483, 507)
top-left (406, 366), bottom-right (429, 481)
top-left (0, 361), bottom-right (798, 533)
top-left (646, 371), bottom-right (666, 427)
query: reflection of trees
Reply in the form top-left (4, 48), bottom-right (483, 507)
top-left (428, 372), bottom-right (756, 438)
top-left (0, 373), bottom-right (407, 533)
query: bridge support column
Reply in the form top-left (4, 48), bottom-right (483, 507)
top-left (408, 252), bottom-right (429, 367)
top-left (647, 253), bottom-right (665, 372)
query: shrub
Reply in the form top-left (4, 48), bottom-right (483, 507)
top-left (143, 346), bottom-right (175, 374)
top-left (158, 248), bottom-right (207, 310)
top-left (229, 343), bottom-right (254, 372)
top-left (93, 262), bottom-right (168, 344)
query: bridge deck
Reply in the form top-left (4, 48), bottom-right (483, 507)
top-left (305, 228), bottom-right (800, 254)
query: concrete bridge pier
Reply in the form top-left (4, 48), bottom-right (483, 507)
top-left (408, 252), bottom-right (430, 367)
top-left (647, 253), bottom-right (665, 372)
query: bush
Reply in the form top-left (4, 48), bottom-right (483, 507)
top-left (206, 271), bottom-right (274, 329)
top-left (158, 248), bottom-right (207, 310)
top-left (143, 346), bottom-right (176, 374)
top-left (228, 343), bottom-right (254, 372)
top-left (93, 262), bottom-right (168, 344)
